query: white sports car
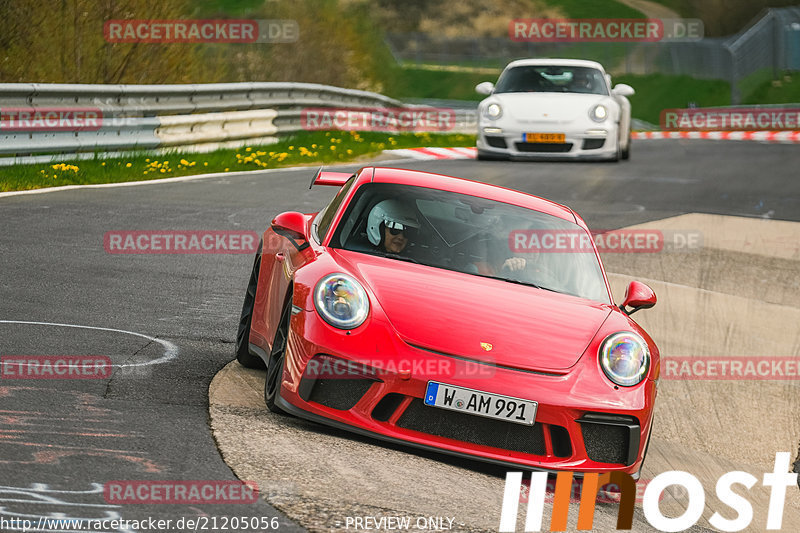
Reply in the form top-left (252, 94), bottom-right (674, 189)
top-left (475, 59), bottom-right (634, 161)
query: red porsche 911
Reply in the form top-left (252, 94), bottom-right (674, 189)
top-left (235, 166), bottom-right (659, 478)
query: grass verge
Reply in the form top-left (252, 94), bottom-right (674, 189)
top-left (742, 71), bottom-right (800, 105)
top-left (0, 131), bottom-right (476, 193)
top-left (614, 73), bottom-right (731, 124)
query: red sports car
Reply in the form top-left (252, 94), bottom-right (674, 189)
top-left (235, 166), bottom-right (659, 477)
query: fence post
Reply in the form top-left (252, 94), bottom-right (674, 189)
top-left (725, 45), bottom-right (742, 105)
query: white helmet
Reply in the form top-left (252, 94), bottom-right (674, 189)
top-left (367, 199), bottom-right (420, 246)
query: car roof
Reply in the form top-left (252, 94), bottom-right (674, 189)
top-left (361, 167), bottom-right (580, 226)
top-left (503, 58), bottom-right (606, 71)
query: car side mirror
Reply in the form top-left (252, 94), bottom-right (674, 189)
top-left (612, 84), bottom-right (635, 97)
top-left (475, 82), bottom-right (495, 95)
top-left (271, 211), bottom-right (308, 241)
top-left (621, 281), bottom-right (656, 315)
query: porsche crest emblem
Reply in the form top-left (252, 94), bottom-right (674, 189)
top-left (480, 342), bottom-right (493, 352)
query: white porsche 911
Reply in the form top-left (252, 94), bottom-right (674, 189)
top-left (475, 59), bottom-right (634, 161)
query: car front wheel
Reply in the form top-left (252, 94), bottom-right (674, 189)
top-left (621, 130), bottom-right (631, 160)
top-left (264, 293), bottom-right (292, 414)
top-left (235, 243), bottom-right (265, 369)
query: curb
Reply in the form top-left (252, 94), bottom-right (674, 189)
top-left (632, 130), bottom-right (800, 142)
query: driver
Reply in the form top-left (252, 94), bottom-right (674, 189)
top-left (367, 199), bottom-right (420, 254)
top-left (570, 70), bottom-right (595, 93)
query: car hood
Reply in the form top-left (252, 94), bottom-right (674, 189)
top-left (488, 92), bottom-right (612, 122)
top-left (339, 251), bottom-right (612, 372)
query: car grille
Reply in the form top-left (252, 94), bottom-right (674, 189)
top-left (305, 378), bottom-right (374, 410)
top-left (515, 142), bottom-right (573, 153)
top-left (582, 138), bottom-right (606, 150)
top-left (299, 354), bottom-right (380, 411)
top-left (395, 398), bottom-right (547, 455)
top-left (486, 136), bottom-right (507, 149)
top-left (371, 393), bottom-right (405, 422)
top-left (579, 413), bottom-right (640, 465)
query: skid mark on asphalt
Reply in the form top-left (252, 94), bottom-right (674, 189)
top-left (0, 387), bottom-right (162, 473)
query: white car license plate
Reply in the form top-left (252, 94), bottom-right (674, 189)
top-left (424, 382), bottom-right (537, 426)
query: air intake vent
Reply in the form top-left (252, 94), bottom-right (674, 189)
top-left (396, 399), bottom-right (545, 454)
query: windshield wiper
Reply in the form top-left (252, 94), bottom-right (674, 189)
top-left (470, 272), bottom-right (559, 293)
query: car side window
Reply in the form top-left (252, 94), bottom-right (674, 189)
top-left (316, 175), bottom-right (356, 241)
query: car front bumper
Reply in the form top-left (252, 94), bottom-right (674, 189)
top-left (276, 309), bottom-right (655, 476)
top-left (477, 123), bottom-right (619, 160)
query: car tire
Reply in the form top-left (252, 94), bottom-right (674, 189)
top-left (608, 135), bottom-right (621, 162)
top-left (264, 292), bottom-right (292, 414)
top-left (235, 243), bottom-right (266, 369)
top-left (621, 131), bottom-right (631, 160)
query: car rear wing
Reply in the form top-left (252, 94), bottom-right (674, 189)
top-left (308, 167), bottom-right (353, 189)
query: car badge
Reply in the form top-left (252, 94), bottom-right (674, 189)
top-left (480, 342), bottom-right (493, 351)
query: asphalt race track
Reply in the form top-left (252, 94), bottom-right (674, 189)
top-left (1, 138), bottom-right (799, 532)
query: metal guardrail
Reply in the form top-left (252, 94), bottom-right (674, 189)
top-left (0, 82), bottom-right (476, 165)
top-left (0, 82), bottom-right (406, 115)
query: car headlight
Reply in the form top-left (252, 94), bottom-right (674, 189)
top-left (486, 103), bottom-right (502, 119)
top-left (599, 332), bottom-right (649, 387)
top-left (314, 273), bottom-right (369, 329)
top-left (590, 104), bottom-right (608, 122)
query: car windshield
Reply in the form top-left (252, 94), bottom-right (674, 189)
top-left (328, 183), bottom-right (610, 303)
top-left (494, 65), bottom-right (608, 95)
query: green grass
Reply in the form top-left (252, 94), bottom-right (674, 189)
top-left (0, 131), bottom-right (475, 193)
top-left (614, 73), bottom-right (731, 124)
top-left (744, 72), bottom-right (800, 104)
top-left (741, 70), bottom-right (800, 105)
top-left (387, 67), bottom-right (500, 101)
top-left (541, 0), bottom-right (645, 19)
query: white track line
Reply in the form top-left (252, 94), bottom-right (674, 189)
top-left (0, 320), bottom-right (178, 367)
top-left (0, 158), bottom-right (413, 200)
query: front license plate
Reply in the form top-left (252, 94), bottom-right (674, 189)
top-left (424, 382), bottom-right (537, 426)
top-left (523, 132), bottom-right (565, 143)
